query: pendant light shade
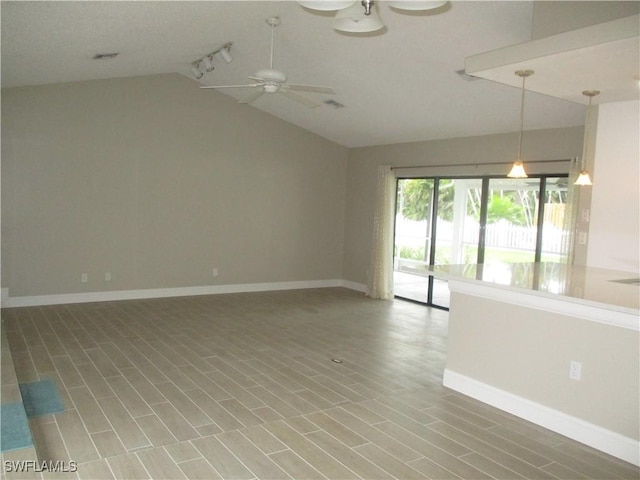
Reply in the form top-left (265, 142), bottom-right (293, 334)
top-left (574, 171), bottom-right (593, 186)
top-left (507, 69), bottom-right (533, 179)
top-left (334, 2), bottom-right (384, 32)
top-left (388, 1), bottom-right (447, 10)
top-left (574, 90), bottom-right (599, 186)
top-left (298, 1), bottom-right (356, 11)
top-left (507, 161), bottom-right (528, 179)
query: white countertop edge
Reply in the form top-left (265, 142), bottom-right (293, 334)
top-left (446, 278), bottom-right (639, 331)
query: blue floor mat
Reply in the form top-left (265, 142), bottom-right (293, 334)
top-left (19, 379), bottom-right (64, 417)
top-left (0, 402), bottom-right (33, 452)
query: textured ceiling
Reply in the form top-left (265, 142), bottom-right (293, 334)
top-left (1, 1), bottom-right (588, 148)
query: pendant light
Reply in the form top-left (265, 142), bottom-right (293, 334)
top-left (574, 90), bottom-right (599, 186)
top-left (507, 69), bottom-right (534, 178)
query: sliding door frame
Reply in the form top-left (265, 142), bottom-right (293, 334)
top-left (393, 173), bottom-right (568, 309)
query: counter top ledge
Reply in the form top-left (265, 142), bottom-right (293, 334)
top-left (429, 263), bottom-right (639, 331)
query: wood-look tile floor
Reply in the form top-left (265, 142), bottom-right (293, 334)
top-left (1, 288), bottom-right (638, 479)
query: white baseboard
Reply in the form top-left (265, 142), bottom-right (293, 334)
top-left (340, 280), bottom-right (367, 293)
top-left (443, 369), bottom-right (640, 466)
top-left (1, 279), bottom-right (367, 308)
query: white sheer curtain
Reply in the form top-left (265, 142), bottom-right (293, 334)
top-left (367, 165), bottom-right (396, 299)
top-left (562, 156), bottom-right (582, 264)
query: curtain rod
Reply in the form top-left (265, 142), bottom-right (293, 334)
top-left (390, 159), bottom-right (572, 170)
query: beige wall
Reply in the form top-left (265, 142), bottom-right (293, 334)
top-left (1, 74), bottom-right (348, 297)
top-left (447, 291), bottom-right (639, 440)
top-left (342, 127), bottom-right (584, 286)
top-left (6, 71), bottom-right (630, 297)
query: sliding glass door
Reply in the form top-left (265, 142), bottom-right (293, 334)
top-left (393, 179), bottom-right (435, 304)
top-left (393, 175), bottom-right (569, 308)
top-left (431, 179), bottom-right (482, 308)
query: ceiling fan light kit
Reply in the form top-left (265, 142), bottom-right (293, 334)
top-left (334, 2), bottom-right (384, 33)
top-left (388, 1), bottom-right (447, 10)
top-left (298, 1), bottom-right (356, 11)
top-left (200, 17), bottom-right (336, 108)
top-left (298, 0), bottom-right (447, 33)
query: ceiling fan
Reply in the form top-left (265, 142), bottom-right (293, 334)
top-left (201, 17), bottom-right (336, 108)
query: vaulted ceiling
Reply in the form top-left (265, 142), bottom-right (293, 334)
top-left (1, 1), bottom-right (593, 147)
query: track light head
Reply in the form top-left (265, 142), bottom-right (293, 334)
top-left (191, 63), bottom-right (204, 79)
top-left (202, 55), bottom-right (215, 72)
top-left (219, 45), bottom-right (233, 63)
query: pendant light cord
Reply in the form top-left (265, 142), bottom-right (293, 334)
top-left (581, 96), bottom-right (592, 170)
top-left (517, 73), bottom-right (527, 161)
top-left (580, 90), bottom-right (599, 170)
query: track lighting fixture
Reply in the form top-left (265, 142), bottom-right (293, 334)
top-left (575, 90), bottom-right (599, 186)
top-left (298, 1), bottom-right (447, 33)
top-left (190, 42), bottom-right (233, 79)
top-left (507, 69), bottom-right (533, 179)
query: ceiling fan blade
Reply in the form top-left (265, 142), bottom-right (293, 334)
top-left (285, 84), bottom-right (336, 94)
top-left (200, 84), bottom-right (260, 89)
top-left (239, 89), bottom-right (265, 104)
top-left (279, 90), bottom-right (322, 108)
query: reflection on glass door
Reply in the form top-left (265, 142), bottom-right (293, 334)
top-left (484, 178), bottom-right (539, 263)
top-left (393, 175), bottom-right (569, 309)
top-left (483, 177), bottom-right (570, 264)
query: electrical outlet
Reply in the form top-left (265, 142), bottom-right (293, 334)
top-left (569, 360), bottom-right (582, 380)
top-left (105, 272), bottom-right (111, 281)
top-left (581, 209), bottom-right (590, 222)
top-left (81, 273), bottom-right (88, 283)
top-left (212, 268), bottom-right (219, 277)
top-left (578, 232), bottom-right (588, 245)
